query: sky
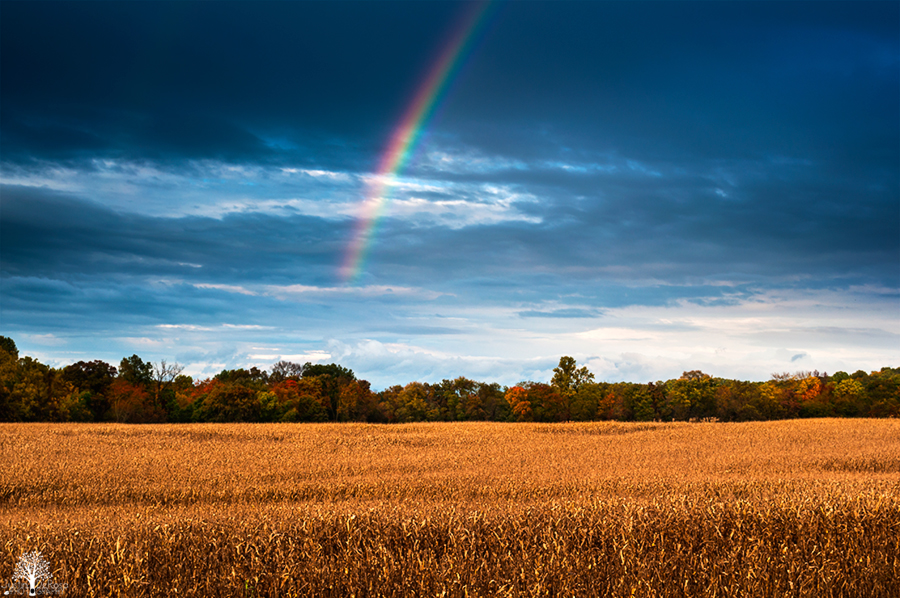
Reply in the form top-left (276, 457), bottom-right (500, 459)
top-left (1, 1), bottom-right (898, 389)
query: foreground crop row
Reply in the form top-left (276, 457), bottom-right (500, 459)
top-left (0, 420), bottom-right (898, 597)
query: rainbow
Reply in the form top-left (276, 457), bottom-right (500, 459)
top-left (340, 1), bottom-right (493, 283)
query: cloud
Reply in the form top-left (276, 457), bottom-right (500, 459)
top-left (263, 284), bottom-right (444, 301)
top-left (194, 284), bottom-right (258, 296)
top-left (518, 308), bottom-right (603, 319)
top-left (280, 168), bottom-right (350, 180)
top-left (2, 1), bottom-right (897, 387)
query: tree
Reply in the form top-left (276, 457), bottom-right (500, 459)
top-left (196, 381), bottom-right (260, 422)
top-left (58, 387), bottom-right (94, 422)
top-left (0, 336), bottom-right (19, 359)
top-left (303, 362), bottom-right (354, 381)
top-left (60, 360), bottom-right (117, 420)
top-left (714, 380), bottom-right (763, 421)
top-left (796, 375), bottom-right (831, 417)
top-left (0, 339), bottom-right (19, 420)
top-left (504, 386), bottom-right (532, 421)
top-left (517, 382), bottom-right (567, 422)
top-left (270, 361), bottom-right (305, 383)
top-left (108, 378), bottom-right (158, 423)
top-left (269, 379), bottom-right (327, 422)
top-left (337, 379), bottom-right (377, 422)
top-left (570, 382), bottom-right (608, 421)
top-left (665, 372), bottom-right (717, 420)
top-left (119, 355), bottom-right (152, 387)
top-left (551, 356), bottom-right (594, 398)
top-left (152, 360), bottom-right (184, 415)
top-left (473, 381), bottom-right (507, 421)
top-left (13, 550), bottom-right (51, 596)
top-left (215, 367), bottom-right (268, 388)
top-left (395, 382), bottom-right (431, 422)
top-left (633, 383), bottom-right (662, 421)
top-left (5, 356), bottom-right (58, 422)
top-left (303, 363), bottom-right (355, 420)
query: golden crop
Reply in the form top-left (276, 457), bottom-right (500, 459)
top-left (1, 419), bottom-right (898, 596)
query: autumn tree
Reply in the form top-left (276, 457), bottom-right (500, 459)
top-left (336, 378), bottom-right (377, 422)
top-left (831, 373), bottom-right (864, 416)
top-left (269, 361), bottom-right (305, 383)
top-left (520, 382), bottom-right (567, 422)
top-left (269, 378), bottom-right (327, 422)
top-left (108, 378), bottom-right (159, 423)
top-left (504, 386), bottom-right (532, 421)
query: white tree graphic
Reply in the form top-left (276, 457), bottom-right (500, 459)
top-left (12, 551), bottom-right (51, 596)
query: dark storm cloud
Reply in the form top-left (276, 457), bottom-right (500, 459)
top-left (0, 185), bottom-right (345, 284)
top-left (1, 1), bottom-right (897, 381)
top-left (4, 1), bottom-right (895, 170)
top-left (440, 2), bottom-right (899, 161)
top-left (1, 1), bottom-right (465, 165)
top-left (367, 159), bottom-right (898, 293)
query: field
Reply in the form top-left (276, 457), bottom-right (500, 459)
top-left (0, 420), bottom-right (898, 597)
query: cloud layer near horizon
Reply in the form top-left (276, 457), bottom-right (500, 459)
top-left (2, 1), bottom-right (898, 387)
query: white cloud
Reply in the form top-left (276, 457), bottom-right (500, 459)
top-left (248, 351), bottom-right (331, 362)
top-left (264, 284), bottom-right (443, 301)
top-left (194, 283), bottom-right (258, 296)
top-left (1, 157), bottom-right (541, 228)
top-left (280, 168), bottom-right (350, 180)
top-left (21, 284), bottom-right (892, 389)
top-left (419, 149), bottom-right (527, 174)
top-left (386, 196), bottom-right (541, 228)
top-left (25, 333), bottom-right (66, 346)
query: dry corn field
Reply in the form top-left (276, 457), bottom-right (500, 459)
top-left (0, 420), bottom-right (898, 597)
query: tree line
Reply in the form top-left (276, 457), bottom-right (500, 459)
top-left (1, 337), bottom-right (897, 423)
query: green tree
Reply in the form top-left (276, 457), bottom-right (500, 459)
top-left (0, 336), bottom-right (18, 359)
top-left (196, 381), bottom-right (260, 422)
top-left (119, 355), bottom-right (153, 387)
top-left (303, 363), bottom-right (355, 421)
top-left (60, 360), bottom-right (117, 421)
top-left (396, 382), bottom-right (431, 422)
top-left (6, 357), bottom-right (59, 421)
top-left (0, 338), bottom-right (20, 420)
top-left (665, 371), bottom-right (717, 420)
top-left (551, 356), bottom-right (595, 398)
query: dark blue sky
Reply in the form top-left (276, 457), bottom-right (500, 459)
top-left (2, 1), bottom-right (898, 386)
